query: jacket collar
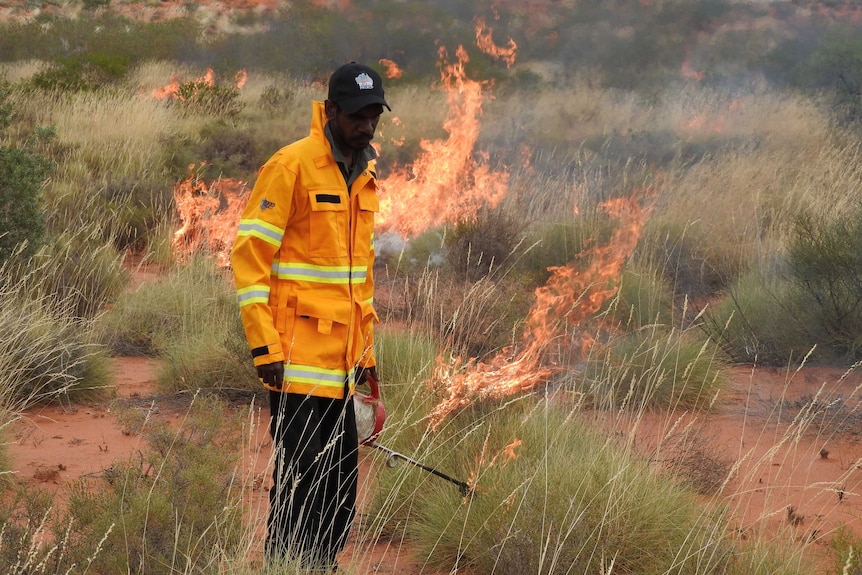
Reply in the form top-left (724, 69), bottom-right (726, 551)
top-left (311, 100), bottom-right (378, 168)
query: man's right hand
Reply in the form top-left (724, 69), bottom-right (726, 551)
top-left (257, 361), bottom-right (285, 389)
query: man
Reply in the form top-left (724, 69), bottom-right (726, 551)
top-left (231, 62), bottom-right (389, 572)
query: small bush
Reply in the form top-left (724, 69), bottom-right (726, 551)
top-left (705, 268), bottom-right (805, 365)
top-left (601, 265), bottom-right (677, 331)
top-left (30, 229), bottom-right (128, 319)
top-left (93, 256), bottom-right (253, 394)
top-left (401, 269), bottom-right (533, 361)
top-left (175, 80), bottom-right (243, 118)
top-left (785, 210), bottom-right (862, 361)
top-left (0, 261), bottom-right (111, 404)
top-left (711, 207), bottom-right (862, 366)
top-left (640, 219), bottom-right (731, 301)
top-left (581, 326), bottom-right (726, 411)
top-left (445, 207), bottom-right (529, 282)
top-left (259, 84), bottom-right (295, 119)
top-left (57, 395), bottom-right (246, 574)
top-left (0, 484), bottom-right (58, 573)
top-left (159, 310), bottom-right (257, 394)
top-left (827, 525), bottom-right (862, 575)
top-left (197, 122), bottom-right (263, 179)
top-left (93, 256), bottom-right (230, 354)
top-left (517, 216), bottom-right (618, 286)
top-left (0, 145), bottom-right (51, 264)
top-left (30, 53), bottom-right (130, 92)
top-left (370, 398), bottom-right (808, 575)
top-left (374, 325), bottom-right (441, 395)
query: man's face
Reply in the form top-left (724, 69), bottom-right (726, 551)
top-left (326, 101), bottom-right (383, 153)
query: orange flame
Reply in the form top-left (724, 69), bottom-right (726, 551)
top-left (502, 438), bottom-right (521, 461)
top-left (681, 52), bottom-right (704, 82)
top-left (234, 69), bottom-right (248, 89)
top-left (172, 164), bottom-right (250, 267)
top-left (151, 68), bottom-right (247, 100)
top-left (466, 435), bottom-right (522, 493)
top-left (378, 45), bottom-right (508, 237)
top-left (428, 184), bottom-right (657, 428)
top-left (681, 99), bottom-right (741, 133)
top-left (152, 75), bottom-right (182, 100)
top-left (379, 58), bottom-right (403, 79)
top-left (475, 16), bottom-right (518, 68)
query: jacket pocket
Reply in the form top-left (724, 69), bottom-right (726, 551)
top-left (284, 294), bottom-right (352, 368)
top-left (353, 188), bottom-right (379, 257)
top-left (308, 187), bottom-right (348, 258)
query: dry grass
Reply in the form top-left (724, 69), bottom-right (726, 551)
top-left (4, 31), bottom-right (862, 571)
top-left (48, 89), bottom-right (183, 178)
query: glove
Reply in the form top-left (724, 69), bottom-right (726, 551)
top-left (355, 365), bottom-right (378, 388)
top-left (257, 361), bottom-right (284, 390)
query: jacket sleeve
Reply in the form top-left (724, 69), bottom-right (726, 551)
top-left (231, 161), bottom-right (295, 367)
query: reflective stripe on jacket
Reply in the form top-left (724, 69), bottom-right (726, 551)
top-left (231, 101), bottom-right (378, 399)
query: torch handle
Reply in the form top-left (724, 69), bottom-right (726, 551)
top-left (369, 442), bottom-right (471, 497)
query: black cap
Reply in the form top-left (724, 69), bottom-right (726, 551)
top-left (327, 62), bottom-right (391, 114)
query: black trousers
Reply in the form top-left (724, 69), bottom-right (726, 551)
top-left (267, 390), bottom-right (358, 568)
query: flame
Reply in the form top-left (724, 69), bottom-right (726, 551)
top-left (172, 164), bottom-right (250, 267)
top-left (427, 184), bottom-right (657, 429)
top-left (465, 435), bottom-right (522, 494)
top-left (475, 16), bottom-right (518, 68)
top-left (378, 45), bottom-right (508, 237)
top-left (680, 52), bottom-right (704, 82)
top-left (378, 58), bottom-right (403, 79)
top-left (502, 438), bottom-right (521, 461)
top-left (681, 99), bottom-right (741, 133)
top-left (152, 74), bottom-right (182, 99)
top-left (234, 69), bottom-right (248, 89)
top-left (151, 68), bottom-right (247, 100)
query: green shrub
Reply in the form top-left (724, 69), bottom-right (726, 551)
top-left (370, 399), bottom-right (807, 575)
top-left (785, 210), bottom-right (862, 360)
top-left (602, 265), bottom-right (676, 331)
top-left (0, 146), bottom-right (51, 264)
top-left (0, 79), bottom-right (12, 131)
top-left (159, 309), bottom-right (257, 394)
top-left (0, 261), bottom-right (111, 405)
top-left (445, 207), bottom-right (529, 282)
top-left (258, 84), bottom-right (296, 119)
top-left (93, 256), bottom-right (254, 394)
top-left (705, 268), bottom-right (805, 365)
top-left (712, 206), bottom-right (862, 365)
top-left (0, 484), bottom-right (58, 573)
top-left (197, 122), bottom-right (264, 179)
top-left (57, 395), bottom-right (246, 574)
top-left (400, 269), bottom-right (533, 361)
top-left (827, 525), bottom-right (862, 575)
top-left (775, 27), bottom-right (862, 126)
top-left (30, 53), bottom-right (130, 92)
top-left (518, 216), bottom-right (618, 286)
top-left (640, 219), bottom-right (732, 301)
top-left (93, 256), bottom-right (233, 354)
top-left (175, 80), bottom-right (243, 118)
top-left (374, 325), bottom-right (441, 394)
top-left (30, 229), bottom-right (128, 319)
top-left (581, 326), bottom-right (726, 411)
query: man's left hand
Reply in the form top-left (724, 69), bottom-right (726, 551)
top-left (355, 365), bottom-right (378, 387)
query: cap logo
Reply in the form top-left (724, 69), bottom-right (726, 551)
top-left (355, 72), bottom-right (374, 90)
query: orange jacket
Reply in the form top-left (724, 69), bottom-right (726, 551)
top-left (231, 101), bottom-right (378, 398)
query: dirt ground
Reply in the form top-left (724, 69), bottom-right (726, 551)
top-left (7, 356), bottom-right (862, 573)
